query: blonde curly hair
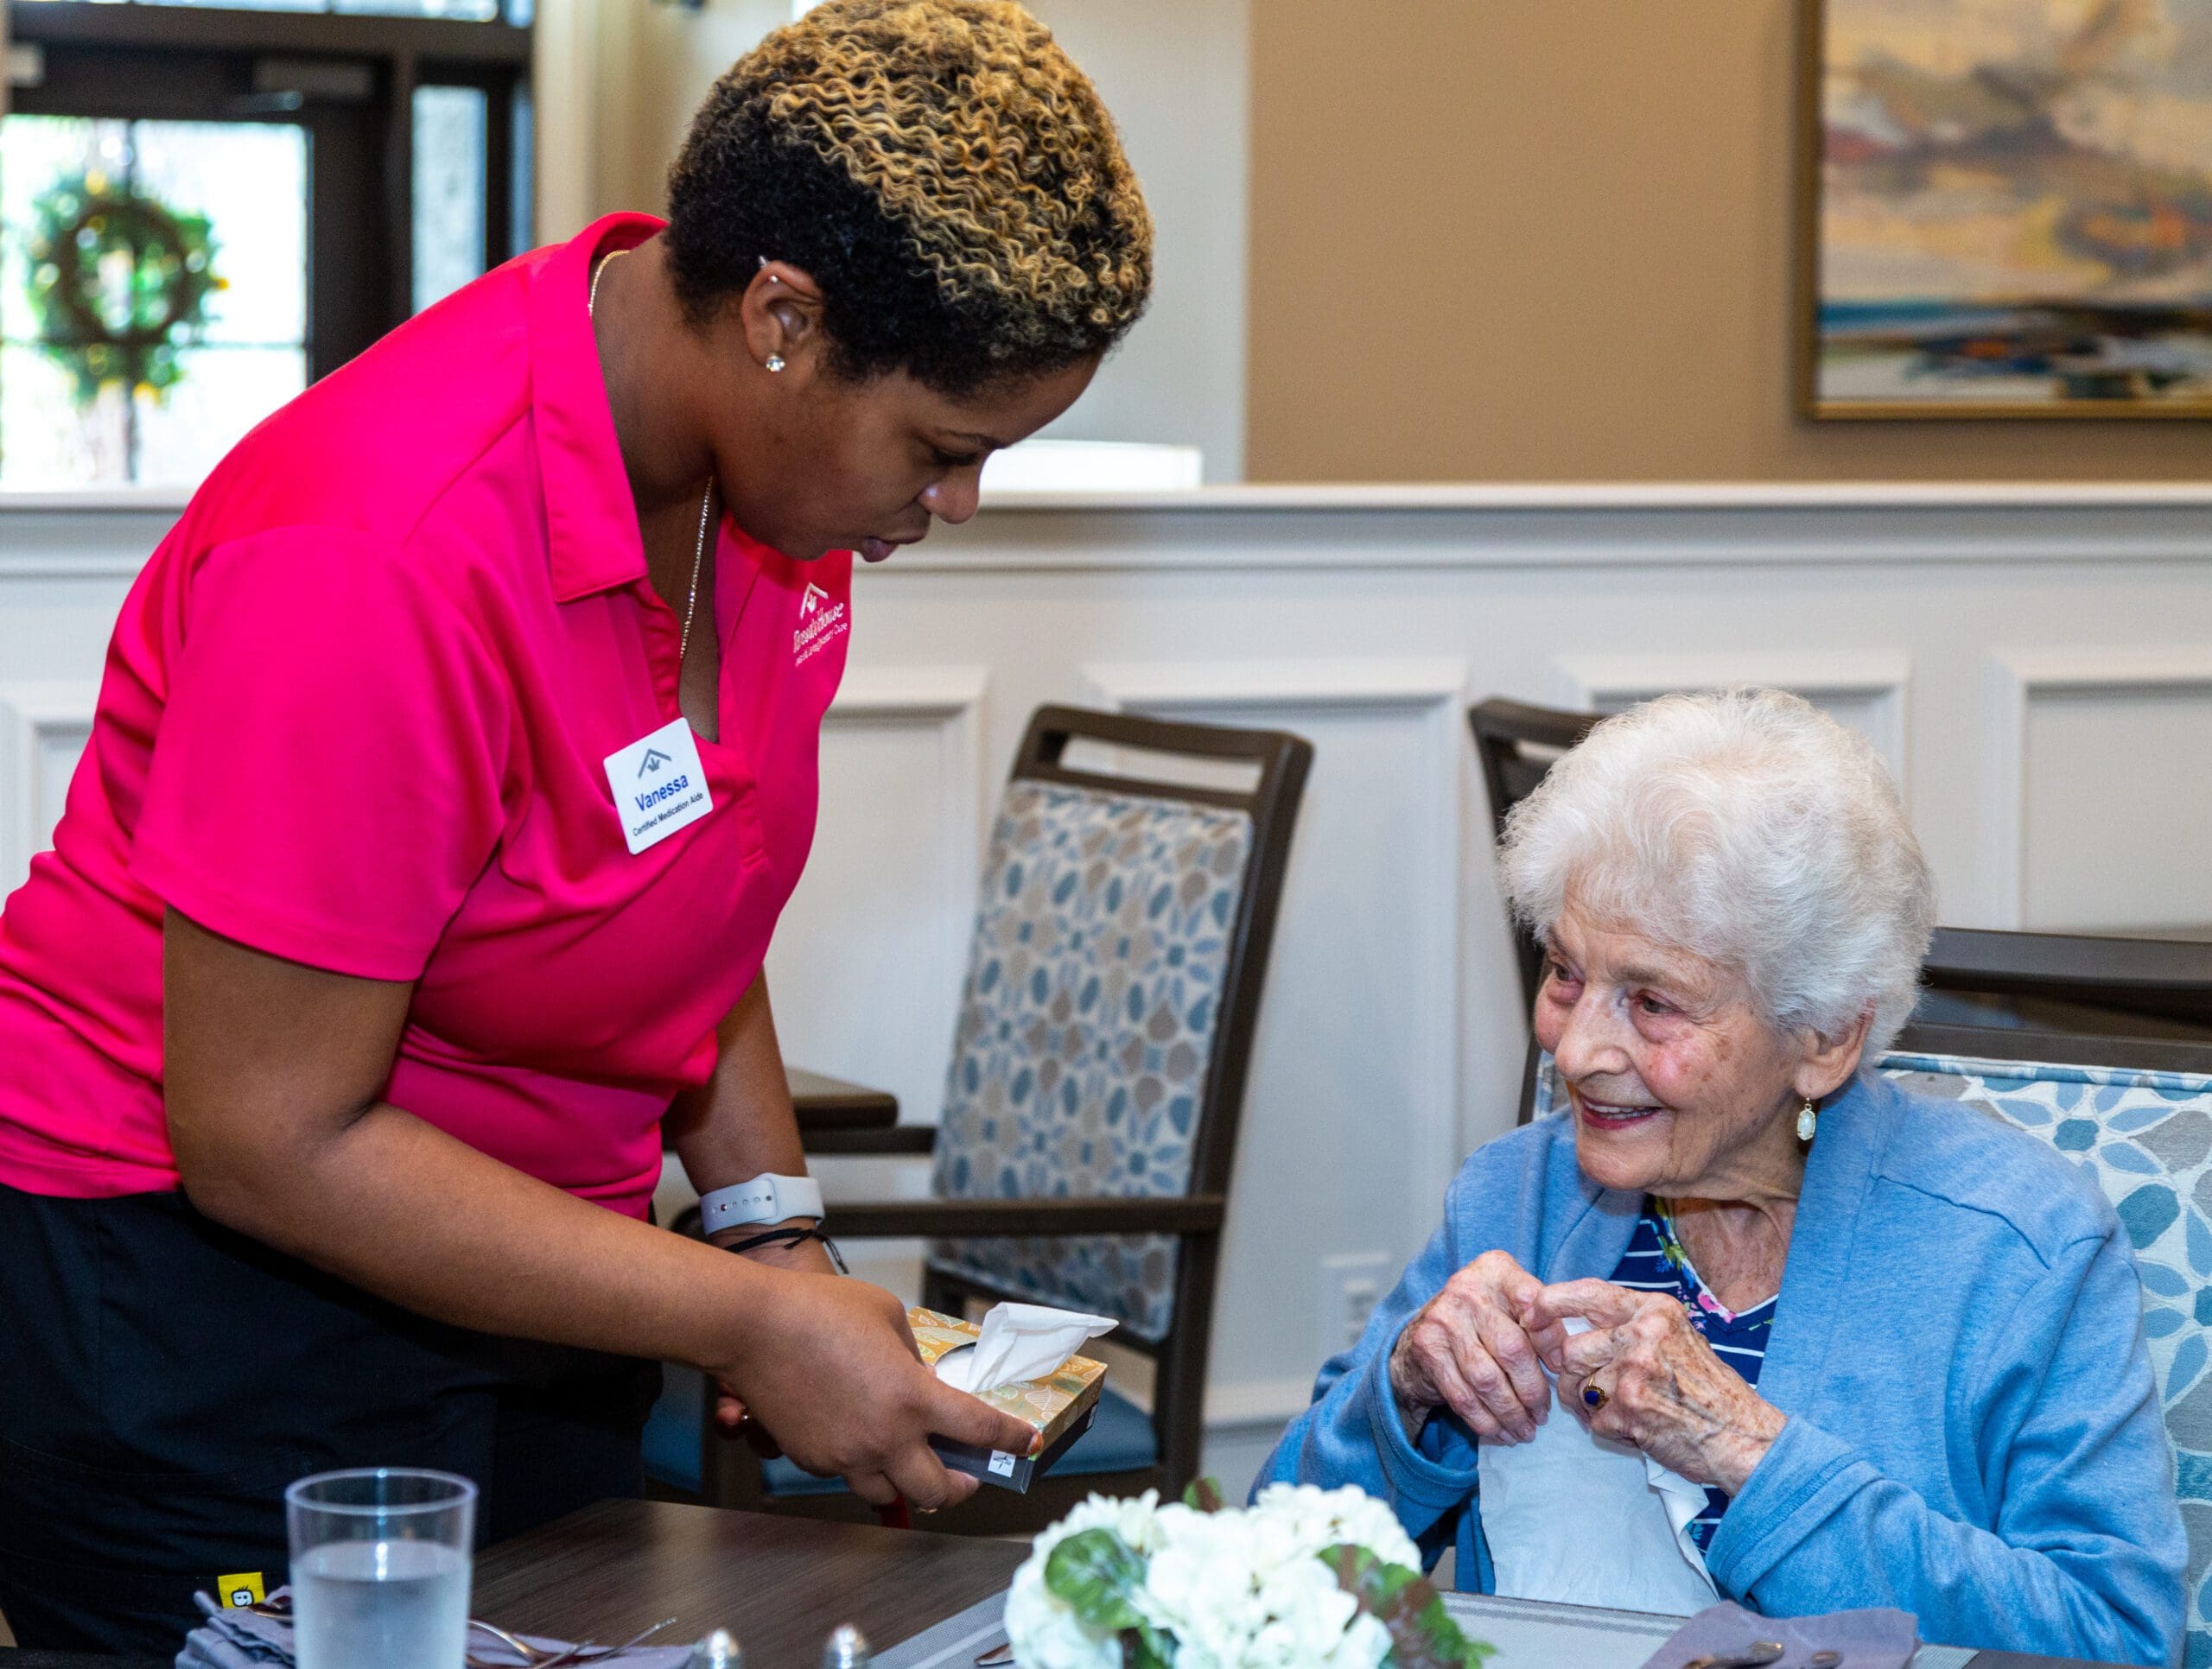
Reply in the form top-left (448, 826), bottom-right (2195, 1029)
top-left (666, 0), bottom-right (1153, 390)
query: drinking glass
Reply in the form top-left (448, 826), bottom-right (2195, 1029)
top-left (286, 1467), bottom-right (477, 1669)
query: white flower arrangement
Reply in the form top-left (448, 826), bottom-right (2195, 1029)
top-left (1003, 1482), bottom-right (1494, 1669)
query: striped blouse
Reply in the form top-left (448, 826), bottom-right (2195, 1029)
top-left (1605, 1202), bottom-right (1777, 1552)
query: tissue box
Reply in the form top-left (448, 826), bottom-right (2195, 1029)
top-left (910, 1307), bottom-right (1108, 1491)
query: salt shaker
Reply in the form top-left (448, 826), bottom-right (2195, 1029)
top-left (822, 1622), bottom-right (872, 1669)
top-left (689, 1627), bottom-right (742, 1669)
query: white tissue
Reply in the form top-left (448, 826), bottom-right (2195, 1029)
top-left (1475, 1317), bottom-right (1719, 1616)
top-left (931, 1302), bottom-right (1117, 1393)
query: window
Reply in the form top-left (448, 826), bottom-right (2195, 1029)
top-left (0, 0), bottom-right (531, 488)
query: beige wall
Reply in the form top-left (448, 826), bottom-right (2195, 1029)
top-left (1246, 0), bottom-right (2212, 483)
top-left (572, 0), bottom-right (1249, 479)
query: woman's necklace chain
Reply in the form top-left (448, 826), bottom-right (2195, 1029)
top-left (588, 246), bottom-right (711, 667)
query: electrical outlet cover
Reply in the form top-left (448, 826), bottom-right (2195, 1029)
top-left (1319, 1250), bottom-right (1397, 1356)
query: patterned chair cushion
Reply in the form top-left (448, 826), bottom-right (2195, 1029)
top-left (1529, 1047), bottom-right (2212, 1660)
top-left (1877, 1050), bottom-right (2212, 1667)
top-left (926, 778), bottom-right (1254, 1341)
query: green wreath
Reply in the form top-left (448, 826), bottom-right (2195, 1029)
top-left (22, 173), bottom-right (224, 406)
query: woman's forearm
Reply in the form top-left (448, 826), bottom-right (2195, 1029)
top-left (668, 971), bottom-right (809, 1206)
top-left (162, 905), bottom-right (779, 1367)
top-left (194, 1095), bottom-right (764, 1372)
top-left (158, 910), bottom-right (1041, 1507)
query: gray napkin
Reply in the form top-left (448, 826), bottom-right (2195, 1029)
top-left (176, 1590), bottom-right (695, 1669)
top-left (1637, 1600), bottom-right (1917, 1669)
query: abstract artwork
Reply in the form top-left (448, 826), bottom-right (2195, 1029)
top-left (1806, 0), bottom-right (2212, 416)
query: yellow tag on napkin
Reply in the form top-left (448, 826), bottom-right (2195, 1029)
top-left (217, 1571), bottom-right (267, 1609)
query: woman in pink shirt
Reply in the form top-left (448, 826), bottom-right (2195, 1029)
top-left (0, 1), bottom-right (1153, 1651)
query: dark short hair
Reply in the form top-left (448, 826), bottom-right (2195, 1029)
top-left (664, 0), bottom-right (1154, 394)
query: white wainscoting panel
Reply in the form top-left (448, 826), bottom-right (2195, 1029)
top-left (1548, 650), bottom-right (1912, 799)
top-left (13, 485), bottom-right (2212, 1455)
top-left (764, 665), bottom-right (989, 1123)
top-left (1986, 648), bottom-right (2212, 932)
top-left (757, 667), bottom-right (989, 1293)
top-left (1078, 658), bottom-right (1467, 1420)
top-left (0, 682), bottom-right (99, 898)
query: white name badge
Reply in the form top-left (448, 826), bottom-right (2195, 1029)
top-left (604, 717), bottom-right (714, 854)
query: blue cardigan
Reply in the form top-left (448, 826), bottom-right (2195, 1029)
top-left (1260, 1070), bottom-right (2186, 1666)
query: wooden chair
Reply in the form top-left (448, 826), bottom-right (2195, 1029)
top-left (1467, 698), bottom-right (1599, 1011)
top-left (655, 705), bottom-right (1312, 1535)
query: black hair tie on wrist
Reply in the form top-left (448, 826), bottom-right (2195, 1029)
top-left (720, 1223), bottom-right (849, 1274)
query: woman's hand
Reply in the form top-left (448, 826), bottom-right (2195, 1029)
top-left (707, 1219), bottom-right (836, 1435)
top-left (1526, 1279), bottom-right (1784, 1493)
top-left (1389, 1249), bottom-right (1552, 1444)
top-left (711, 1266), bottom-right (1039, 1511)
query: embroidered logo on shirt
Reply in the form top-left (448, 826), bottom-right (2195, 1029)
top-left (794, 582), bottom-right (849, 666)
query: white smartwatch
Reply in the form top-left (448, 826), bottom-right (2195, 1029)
top-left (697, 1173), bottom-right (824, 1235)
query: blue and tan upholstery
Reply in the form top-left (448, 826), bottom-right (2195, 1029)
top-left (745, 778), bottom-right (1257, 1497)
top-left (923, 778), bottom-right (1253, 1342)
top-left (1877, 1051), bottom-right (2212, 1668)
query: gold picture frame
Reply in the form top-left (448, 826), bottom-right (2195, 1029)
top-left (1800, 0), bottom-right (2212, 420)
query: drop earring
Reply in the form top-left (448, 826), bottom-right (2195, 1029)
top-left (1796, 1098), bottom-right (1819, 1142)
top-left (765, 354), bottom-right (786, 373)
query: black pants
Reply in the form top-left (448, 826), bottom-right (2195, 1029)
top-left (0, 1184), bottom-right (661, 1654)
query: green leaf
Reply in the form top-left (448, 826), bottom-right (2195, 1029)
top-left (1117, 1621), bottom-right (1176, 1669)
top-left (1325, 1545), bottom-right (1494, 1669)
top-left (1046, 1528), bottom-right (1146, 1633)
top-left (1180, 1477), bottom-right (1226, 1514)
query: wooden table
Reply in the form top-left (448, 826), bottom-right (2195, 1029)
top-left (786, 1067), bottom-right (940, 1157)
top-left (661, 1067), bottom-right (903, 1154)
top-left (474, 1499), bottom-right (1022, 1669)
top-left (785, 1067), bottom-right (901, 1133)
top-left (465, 1501), bottom-right (2122, 1669)
top-left (19, 1498), bottom-right (2129, 1668)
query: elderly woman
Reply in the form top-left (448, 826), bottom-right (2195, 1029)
top-left (1262, 689), bottom-right (2183, 1666)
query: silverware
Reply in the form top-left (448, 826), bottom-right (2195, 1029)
top-left (531, 1616), bottom-right (681, 1669)
top-left (469, 1617), bottom-right (568, 1663)
top-left (975, 1645), bottom-right (1014, 1666)
top-left (247, 1596), bottom-right (671, 1669)
top-left (1681, 1645), bottom-right (1785, 1669)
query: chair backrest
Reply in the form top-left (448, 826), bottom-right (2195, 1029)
top-left (1467, 698), bottom-right (1600, 1010)
top-left (926, 705), bottom-right (1311, 1355)
top-left (1874, 1031), bottom-right (2212, 1668)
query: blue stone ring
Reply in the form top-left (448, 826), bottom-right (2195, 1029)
top-left (1583, 1384), bottom-right (1608, 1412)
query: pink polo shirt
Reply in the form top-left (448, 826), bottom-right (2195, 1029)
top-left (0, 213), bottom-right (852, 1216)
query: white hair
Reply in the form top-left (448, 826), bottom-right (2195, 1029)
top-left (1498, 688), bottom-right (1936, 1057)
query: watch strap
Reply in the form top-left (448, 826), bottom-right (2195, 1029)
top-left (698, 1173), bottom-right (823, 1234)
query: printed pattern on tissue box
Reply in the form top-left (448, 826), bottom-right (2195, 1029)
top-left (910, 1308), bottom-right (1108, 1490)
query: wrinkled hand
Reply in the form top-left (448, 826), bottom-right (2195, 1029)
top-left (708, 1222), bottom-right (837, 1439)
top-left (1525, 1279), bottom-right (1783, 1493)
top-left (1389, 1249), bottom-right (1553, 1444)
top-left (710, 1268), bottom-right (1038, 1510)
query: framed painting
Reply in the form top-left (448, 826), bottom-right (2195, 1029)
top-left (1802, 0), bottom-right (2212, 417)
